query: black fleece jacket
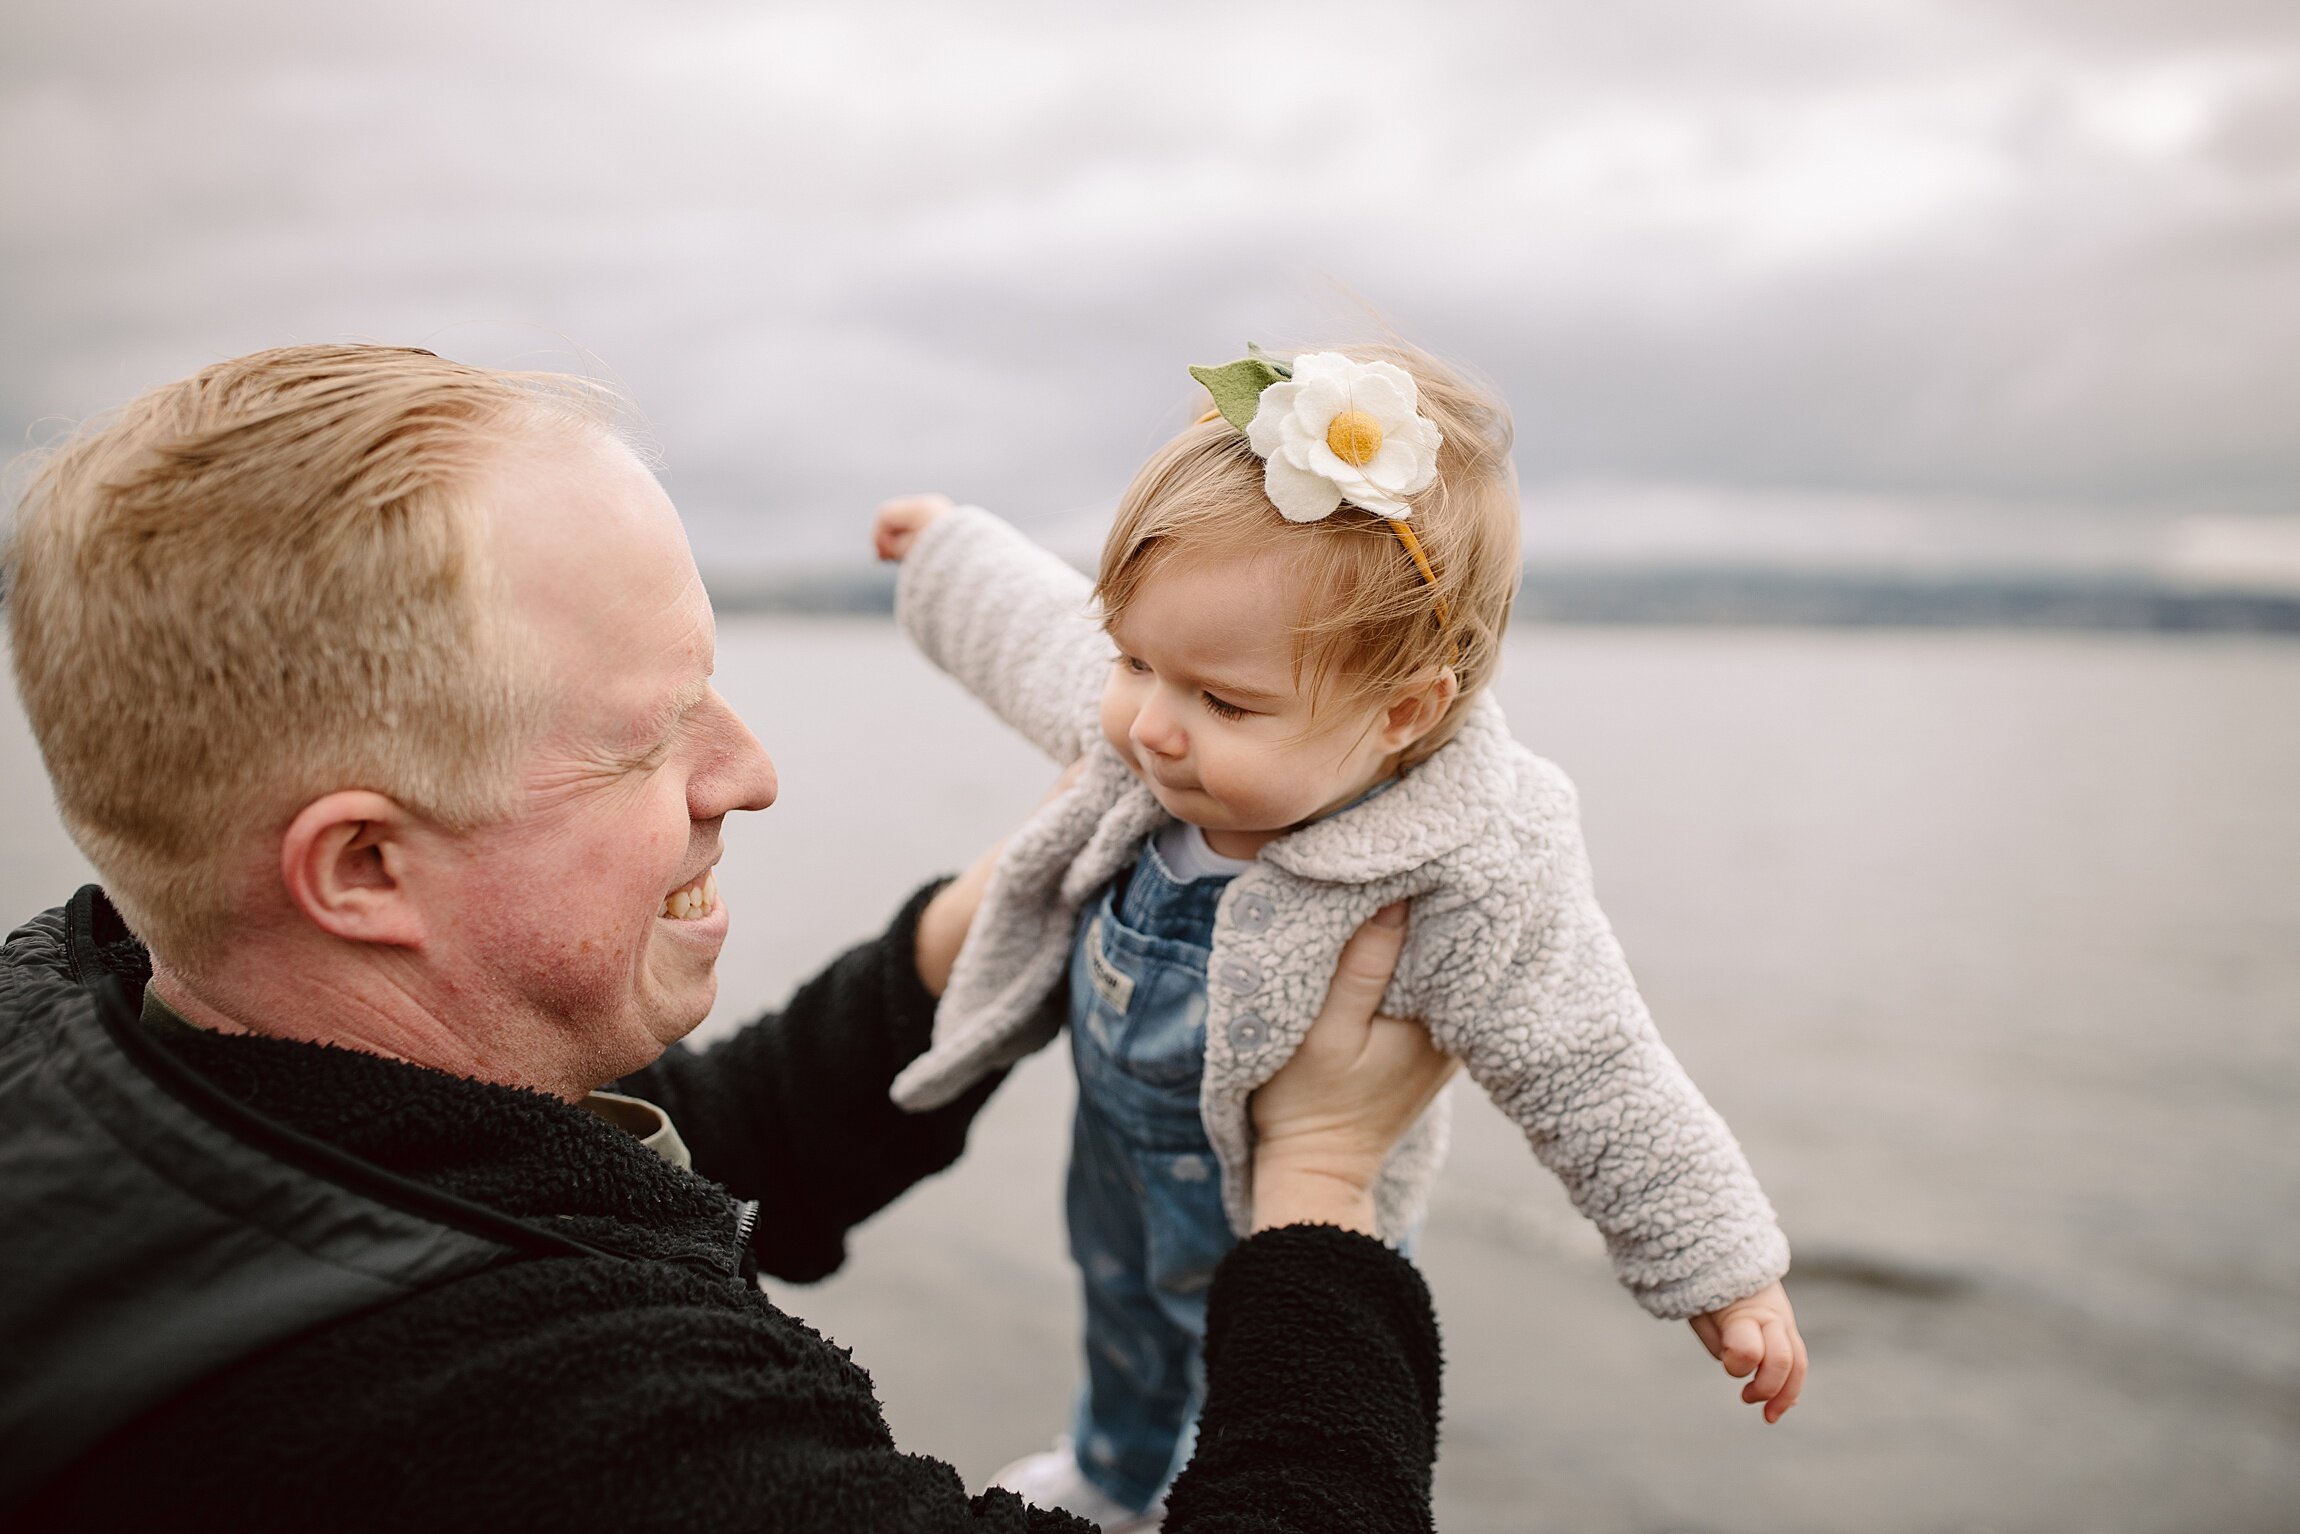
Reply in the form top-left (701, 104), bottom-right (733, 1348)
top-left (19, 884), bottom-right (1442, 1532)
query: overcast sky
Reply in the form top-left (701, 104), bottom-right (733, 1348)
top-left (4, 0), bottom-right (2296, 583)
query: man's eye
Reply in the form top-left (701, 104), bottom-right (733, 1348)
top-left (1202, 693), bottom-right (1248, 721)
top-left (628, 726), bottom-right (683, 772)
top-left (625, 742), bottom-right (674, 774)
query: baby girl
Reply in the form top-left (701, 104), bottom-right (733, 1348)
top-left (872, 343), bottom-right (1805, 1530)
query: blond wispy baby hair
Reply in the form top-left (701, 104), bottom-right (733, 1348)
top-left (1096, 341), bottom-right (1519, 767)
top-left (5, 343), bottom-right (617, 965)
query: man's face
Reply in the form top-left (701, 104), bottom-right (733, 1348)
top-left (433, 430), bottom-right (776, 1088)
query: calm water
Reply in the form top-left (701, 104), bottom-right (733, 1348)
top-left (7, 622), bottom-right (2296, 1531)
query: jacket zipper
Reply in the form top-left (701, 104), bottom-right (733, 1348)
top-left (728, 1198), bottom-right (760, 1275)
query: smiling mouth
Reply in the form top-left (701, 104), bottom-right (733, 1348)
top-left (661, 868), bottom-right (719, 921)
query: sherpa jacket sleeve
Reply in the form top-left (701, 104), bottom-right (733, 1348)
top-left (615, 881), bottom-right (1005, 1283)
top-left (895, 504), bottom-right (1110, 764)
top-left (1426, 762), bottom-right (1791, 1319)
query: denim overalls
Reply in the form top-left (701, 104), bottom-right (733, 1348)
top-left (1063, 833), bottom-right (1235, 1512)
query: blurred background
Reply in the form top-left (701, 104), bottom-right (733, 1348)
top-left (4, 2), bottom-right (2296, 1529)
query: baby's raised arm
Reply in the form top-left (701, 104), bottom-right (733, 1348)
top-left (872, 500), bottom-right (1112, 766)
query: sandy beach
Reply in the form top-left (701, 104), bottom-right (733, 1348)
top-left (7, 619), bottom-right (2296, 1532)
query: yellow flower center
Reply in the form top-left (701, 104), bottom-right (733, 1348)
top-left (1325, 409), bottom-right (1384, 467)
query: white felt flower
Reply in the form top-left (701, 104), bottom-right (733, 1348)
top-left (1243, 352), bottom-right (1443, 522)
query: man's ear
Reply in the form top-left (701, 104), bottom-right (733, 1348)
top-left (279, 791), bottom-right (429, 948)
top-left (1377, 668), bottom-right (1460, 755)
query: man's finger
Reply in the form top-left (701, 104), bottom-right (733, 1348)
top-left (1289, 909), bottom-right (1407, 1073)
top-left (1329, 904), bottom-right (1408, 989)
top-left (1304, 906), bottom-right (1409, 1058)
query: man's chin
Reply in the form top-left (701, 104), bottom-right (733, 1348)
top-left (629, 939), bottom-right (722, 1050)
top-left (654, 972), bottom-right (719, 1048)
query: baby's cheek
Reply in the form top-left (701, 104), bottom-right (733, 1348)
top-left (1097, 679), bottom-right (1134, 763)
top-left (1201, 751), bottom-right (1285, 826)
top-left (1233, 740), bottom-right (1353, 827)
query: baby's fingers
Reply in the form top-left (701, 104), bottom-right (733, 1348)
top-left (1715, 1313), bottom-right (1765, 1378)
top-left (1740, 1315), bottom-right (1795, 1406)
top-left (1762, 1330), bottom-right (1809, 1424)
top-left (870, 493), bottom-right (953, 561)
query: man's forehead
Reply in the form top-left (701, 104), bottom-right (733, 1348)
top-left (484, 431), bottom-right (714, 709)
top-left (492, 435), bottom-right (685, 592)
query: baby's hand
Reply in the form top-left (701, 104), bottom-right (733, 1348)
top-left (873, 493), bottom-right (954, 562)
top-left (1688, 1280), bottom-right (1807, 1423)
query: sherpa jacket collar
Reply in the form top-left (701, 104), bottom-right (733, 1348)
top-left (1255, 694), bottom-right (1512, 884)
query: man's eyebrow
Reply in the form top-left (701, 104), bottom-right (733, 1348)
top-left (635, 677), bottom-right (712, 744)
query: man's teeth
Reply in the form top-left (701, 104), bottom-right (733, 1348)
top-left (661, 868), bottom-right (718, 921)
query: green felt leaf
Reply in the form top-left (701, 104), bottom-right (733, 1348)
top-left (1189, 353), bottom-right (1291, 432)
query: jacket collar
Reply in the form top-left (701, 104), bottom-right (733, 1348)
top-left (6, 887), bottom-right (748, 1278)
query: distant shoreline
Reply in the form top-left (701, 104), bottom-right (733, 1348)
top-left (703, 565), bottom-right (2300, 633)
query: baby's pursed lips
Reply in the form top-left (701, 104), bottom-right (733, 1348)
top-left (661, 867), bottom-right (718, 921)
top-left (1140, 760), bottom-right (1193, 792)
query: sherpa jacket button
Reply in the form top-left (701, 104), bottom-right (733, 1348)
top-left (1228, 1013), bottom-right (1267, 1049)
top-left (1231, 893), bottom-right (1274, 934)
top-left (1216, 954), bottom-right (1263, 995)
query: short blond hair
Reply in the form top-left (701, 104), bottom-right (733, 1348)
top-left (1097, 342), bottom-right (1519, 767)
top-left (5, 344), bottom-right (614, 964)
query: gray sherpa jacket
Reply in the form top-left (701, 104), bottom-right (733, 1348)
top-left (890, 506), bottom-right (1789, 1319)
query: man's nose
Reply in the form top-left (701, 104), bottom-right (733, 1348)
top-left (694, 692), bottom-right (778, 816)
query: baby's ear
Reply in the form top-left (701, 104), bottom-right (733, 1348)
top-left (1380, 669), bottom-right (1459, 752)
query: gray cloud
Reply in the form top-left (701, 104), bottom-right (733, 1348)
top-left (4, 0), bottom-right (2295, 577)
top-left (1962, 0), bottom-right (2300, 51)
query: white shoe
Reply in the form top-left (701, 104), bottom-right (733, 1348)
top-left (989, 1438), bottom-right (1164, 1532)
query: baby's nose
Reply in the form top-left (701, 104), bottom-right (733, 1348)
top-left (1132, 698), bottom-right (1186, 757)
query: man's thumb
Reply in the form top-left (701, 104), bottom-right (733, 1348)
top-left (1331, 903), bottom-right (1408, 993)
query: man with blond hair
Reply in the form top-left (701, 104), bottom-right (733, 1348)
top-left (0, 344), bottom-right (1459, 1530)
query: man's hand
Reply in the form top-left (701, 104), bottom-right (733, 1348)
top-left (1249, 903), bottom-right (1460, 1236)
top-left (1688, 1280), bottom-right (1807, 1423)
top-left (873, 493), bottom-right (954, 562)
